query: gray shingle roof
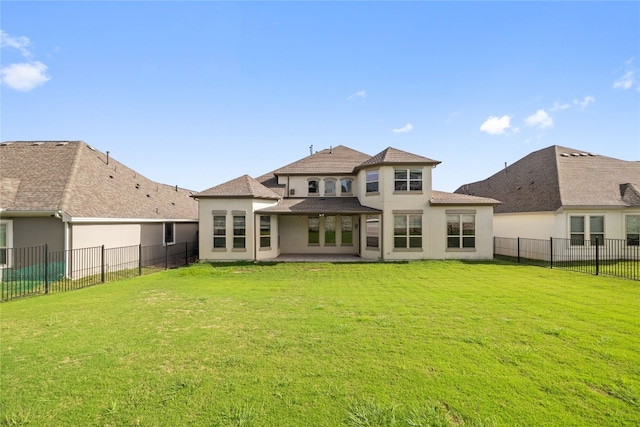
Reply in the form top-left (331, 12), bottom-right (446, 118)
top-left (430, 191), bottom-right (500, 206)
top-left (356, 147), bottom-right (440, 169)
top-left (193, 174), bottom-right (281, 199)
top-left (256, 197), bottom-right (381, 214)
top-left (455, 145), bottom-right (640, 213)
top-left (272, 145), bottom-right (372, 176)
top-left (0, 141), bottom-right (198, 220)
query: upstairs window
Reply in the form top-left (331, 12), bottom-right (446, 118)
top-left (308, 179), bottom-right (319, 195)
top-left (341, 178), bottom-right (353, 195)
top-left (394, 169), bottom-right (422, 192)
top-left (366, 171), bottom-right (379, 193)
top-left (324, 179), bottom-right (336, 196)
top-left (627, 215), bottom-right (640, 246)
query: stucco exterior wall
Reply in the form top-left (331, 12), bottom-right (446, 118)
top-left (494, 212), bottom-right (557, 239)
top-left (198, 198), bottom-right (278, 261)
top-left (427, 206), bottom-right (495, 260)
top-left (9, 217), bottom-right (65, 251)
top-left (71, 223), bottom-right (142, 249)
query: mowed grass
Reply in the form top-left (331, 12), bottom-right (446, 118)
top-left (2, 260), bottom-right (639, 426)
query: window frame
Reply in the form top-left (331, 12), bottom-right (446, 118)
top-left (365, 215), bottom-right (380, 249)
top-left (324, 179), bottom-right (336, 197)
top-left (308, 216), bottom-right (320, 245)
top-left (163, 222), bottom-right (175, 246)
top-left (366, 170), bottom-right (379, 194)
top-left (394, 168), bottom-right (423, 193)
top-left (393, 214), bottom-right (422, 250)
top-left (213, 215), bottom-right (226, 250)
top-left (308, 178), bottom-right (320, 196)
top-left (0, 220), bottom-right (13, 267)
top-left (324, 215), bottom-right (336, 245)
top-left (341, 216), bottom-right (353, 246)
top-left (569, 215), bottom-right (605, 246)
top-left (259, 215), bottom-right (271, 249)
top-left (626, 214), bottom-right (640, 246)
top-left (447, 213), bottom-right (476, 250)
top-left (340, 178), bottom-right (353, 196)
top-left (232, 215), bottom-right (246, 250)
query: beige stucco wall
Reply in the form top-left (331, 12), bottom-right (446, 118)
top-left (427, 206), bottom-right (495, 260)
top-left (494, 212), bottom-right (557, 239)
top-left (494, 209), bottom-right (640, 241)
top-left (198, 198), bottom-right (278, 261)
top-left (71, 223), bottom-right (141, 249)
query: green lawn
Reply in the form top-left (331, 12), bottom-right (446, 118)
top-left (2, 260), bottom-right (639, 426)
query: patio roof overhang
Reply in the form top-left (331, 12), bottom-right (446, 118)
top-left (255, 197), bottom-right (382, 215)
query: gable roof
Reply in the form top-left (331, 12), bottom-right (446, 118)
top-left (356, 147), bottom-right (440, 169)
top-left (0, 141), bottom-right (198, 220)
top-left (193, 174), bottom-right (281, 199)
top-left (455, 145), bottom-right (640, 213)
top-left (272, 145), bottom-right (371, 176)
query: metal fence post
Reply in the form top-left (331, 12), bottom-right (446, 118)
top-left (517, 237), bottom-right (521, 263)
top-left (549, 237), bottom-right (553, 269)
top-left (138, 244), bottom-right (142, 276)
top-left (101, 245), bottom-right (105, 283)
top-left (595, 237), bottom-right (600, 276)
top-left (165, 244), bottom-right (169, 270)
top-left (44, 243), bottom-right (49, 294)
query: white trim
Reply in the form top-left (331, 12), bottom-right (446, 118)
top-left (0, 219), bottom-right (14, 267)
top-left (70, 217), bottom-right (197, 224)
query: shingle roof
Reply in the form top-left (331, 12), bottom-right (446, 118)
top-left (0, 141), bottom-right (198, 220)
top-left (272, 145), bottom-right (372, 176)
top-left (193, 174), bottom-right (281, 199)
top-left (455, 145), bottom-right (640, 213)
top-left (356, 147), bottom-right (440, 169)
top-left (256, 197), bottom-right (381, 214)
top-left (430, 191), bottom-right (500, 206)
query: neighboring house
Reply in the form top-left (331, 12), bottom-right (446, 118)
top-left (0, 141), bottom-right (199, 267)
top-left (194, 145), bottom-right (499, 261)
top-left (455, 145), bottom-right (640, 246)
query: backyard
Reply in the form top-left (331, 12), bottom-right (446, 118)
top-left (1, 260), bottom-right (639, 426)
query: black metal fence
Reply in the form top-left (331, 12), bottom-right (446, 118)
top-left (494, 236), bottom-right (640, 281)
top-left (1, 241), bottom-right (198, 301)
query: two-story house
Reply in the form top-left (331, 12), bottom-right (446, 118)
top-left (193, 146), bottom-right (499, 261)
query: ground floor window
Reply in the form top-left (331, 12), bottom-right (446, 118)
top-left (626, 215), bottom-right (640, 246)
top-left (447, 214), bottom-right (475, 248)
top-left (570, 215), bottom-right (604, 246)
top-left (394, 215), bottom-right (422, 249)
top-left (260, 215), bottom-right (271, 248)
top-left (366, 215), bottom-right (379, 248)
top-left (0, 221), bottom-right (12, 266)
top-left (308, 216), bottom-right (320, 245)
top-left (163, 222), bottom-right (175, 245)
top-left (341, 216), bottom-right (353, 245)
top-left (233, 215), bottom-right (246, 249)
top-left (324, 215), bottom-right (336, 245)
top-left (213, 215), bottom-right (226, 249)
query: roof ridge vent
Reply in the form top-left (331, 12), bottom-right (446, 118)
top-left (560, 153), bottom-right (569, 157)
top-left (570, 152), bottom-right (580, 157)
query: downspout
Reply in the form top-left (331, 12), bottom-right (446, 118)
top-left (380, 212), bottom-right (384, 261)
top-left (253, 213), bottom-right (258, 262)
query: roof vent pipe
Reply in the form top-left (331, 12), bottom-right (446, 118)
top-left (309, 145), bottom-right (313, 156)
top-left (106, 151), bottom-right (110, 165)
top-left (330, 146), bottom-right (333, 154)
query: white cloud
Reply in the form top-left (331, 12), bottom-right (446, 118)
top-left (347, 90), bottom-right (366, 101)
top-left (1, 30), bottom-right (51, 91)
top-left (525, 109), bottom-right (553, 129)
top-left (0, 30), bottom-right (32, 58)
top-left (575, 96), bottom-right (595, 110)
top-left (549, 101), bottom-right (571, 112)
top-left (392, 123), bottom-right (413, 133)
top-left (1, 62), bottom-right (51, 91)
top-left (480, 115), bottom-right (512, 135)
top-left (613, 58), bottom-right (636, 90)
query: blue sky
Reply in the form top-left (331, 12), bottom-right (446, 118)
top-left (2, 1), bottom-right (638, 192)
